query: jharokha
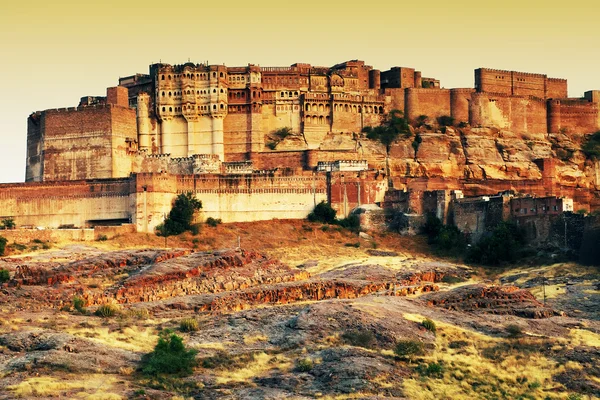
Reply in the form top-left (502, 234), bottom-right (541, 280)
top-left (3, 59), bottom-right (598, 232)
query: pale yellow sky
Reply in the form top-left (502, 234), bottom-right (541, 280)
top-left (0, 0), bottom-right (598, 182)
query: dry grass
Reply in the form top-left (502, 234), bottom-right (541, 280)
top-left (214, 352), bottom-right (291, 384)
top-left (569, 328), bottom-right (600, 347)
top-left (400, 314), bottom-right (582, 400)
top-left (7, 375), bottom-right (121, 398)
top-left (66, 326), bottom-right (157, 352)
top-left (243, 334), bottom-right (268, 345)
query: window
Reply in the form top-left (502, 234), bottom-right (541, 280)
top-left (220, 72), bottom-right (224, 78)
top-left (161, 75), bottom-right (165, 80)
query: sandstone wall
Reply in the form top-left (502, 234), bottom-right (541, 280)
top-left (405, 89), bottom-right (451, 123)
top-left (469, 93), bottom-right (547, 133)
top-left (0, 179), bottom-right (131, 229)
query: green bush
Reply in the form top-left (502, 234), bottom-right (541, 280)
top-left (274, 127), bottom-right (292, 140)
top-left (422, 319), bottom-right (436, 333)
top-left (466, 221), bottom-right (526, 265)
top-left (342, 329), bottom-right (376, 349)
top-left (0, 268), bottom-right (10, 283)
top-left (394, 339), bottom-right (425, 358)
top-left (308, 201), bottom-right (337, 224)
top-left (337, 214), bottom-right (360, 232)
top-left (362, 109), bottom-right (411, 153)
top-left (417, 362), bottom-right (444, 378)
top-left (412, 133), bottom-right (422, 158)
top-left (206, 217), bottom-right (222, 227)
top-left (295, 357), bottom-right (313, 372)
top-left (437, 115), bottom-right (455, 127)
top-left (179, 318), bottom-right (199, 332)
top-left (423, 213), bottom-right (466, 255)
top-left (157, 192), bottom-right (202, 237)
top-left (97, 235), bottom-right (108, 241)
top-left (1, 218), bottom-right (15, 230)
top-left (72, 296), bottom-right (86, 314)
top-left (582, 130), bottom-right (600, 160)
top-left (95, 303), bottom-right (120, 318)
top-left (505, 324), bottom-right (524, 338)
top-left (141, 330), bottom-right (198, 376)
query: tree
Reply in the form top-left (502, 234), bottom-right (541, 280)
top-left (1, 218), bottom-right (15, 230)
top-left (362, 109), bottom-right (411, 154)
top-left (582, 131), bottom-right (600, 160)
top-left (141, 330), bottom-right (198, 376)
top-left (307, 201), bottom-right (337, 224)
top-left (157, 192), bottom-right (202, 236)
top-left (0, 236), bottom-right (7, 256)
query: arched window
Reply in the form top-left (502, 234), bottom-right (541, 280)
top-left (319, 104), bottom-right (324, 112)
top-left (379, 106), bottom-right (384, 114)
top-left (168, 92), bottom-right (172, 97)
top-left (220, 72), bottom-right (224, 77)
top-left (161, 75), bottom-right (165, 80)
top-left (344, 104), bottom-right (349, 112)
top-left (213, 104), bottom-right (216, 110)
top-left (306, 116), bottom-right (311, 124)
top-left (213, 72), bottom-right (216, 78)
top-left (213, 89), bottom-right (216, 93)
top-left (162, 107), bottom-right (165, 112)
top-left (220, 88), bottom-right (224, 93)
top-left (319, 116), bottom-right (324, 124)
top-left (334, 104), bottom-right (338, 112)
top-left (168, 75), bottom-right (171, 80)
top-left (305, 104), bottom-right (310, 111)
top-left (169, 107), bottom-right (172, 112)
top-left (161, 91), bottom-right (165, 97)
top-left (220, 104), bottom-right (224, 109)
top-left (358, 106), bottom-right (362, 113)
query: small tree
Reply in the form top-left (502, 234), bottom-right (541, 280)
top-left (141, 330), bottom-right (198, 376)
top-left (1, 218), bottom-right (15, 230)
top-left (307, 201), bottom-right (337, 224)
top-left (0, 236), bottom-right (6, 256)
top-left (437, 115), bottom-right (455, 127)
top-left (0, 269), bottom-right (10, 283)
top-left (157, 192), bottom-right (202, 236)
top-left (362, 109), bottom-right (411, 154)
top-left (582, 131), bottom-right (600, 160)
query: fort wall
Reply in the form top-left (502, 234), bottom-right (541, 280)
top-left (405, 89), bottom-right (451, 123)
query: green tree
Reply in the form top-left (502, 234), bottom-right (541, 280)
top-left (157, 192), bottom-right (202, 236)
top-left (0, 268), bottom-right (9, 283)
top-left (582, 131), bottom-right (600, 160)
top-left (362, 109), bottom-right (411, 154)
top-left (307, 201), bottom-right (337, 224)
top-left (1, 218), bottom-right (15, 230)
top-left (141, 330), bottom-right (198, 376)
top-left (466, 221), bottom-right (526, 265)
top-left (0, 236), bottom-right (7, 256)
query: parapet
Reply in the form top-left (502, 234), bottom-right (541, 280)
top-left (317, 160), bottom-right (368, 172)
top-left (224, 161), bottom-right (253, 174)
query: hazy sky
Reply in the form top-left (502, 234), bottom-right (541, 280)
top-left (0, 0), bottom-right (598, 183)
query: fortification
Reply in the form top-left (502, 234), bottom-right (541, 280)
top-left (11, 59), bottom-right (600, 233)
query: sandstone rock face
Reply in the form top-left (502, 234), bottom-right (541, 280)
top-left (423, 284), bottom-right (560, 318)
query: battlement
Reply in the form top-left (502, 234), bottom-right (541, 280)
top-left (477, 67), bottom-right (548, 79)
top-left (224, 161), bottom-right (253, 174)
top-left (317, 160), bottom-right (368, 172)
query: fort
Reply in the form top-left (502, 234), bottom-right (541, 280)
top-left (3, 59), bottom-right (600, 233)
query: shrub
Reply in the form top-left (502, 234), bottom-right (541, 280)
top-left (274, 127), bottom-right (292, 140)
top-left (362, 109), bottom-right (411, 153)
top-left (1, 218), bottom-right (15, 230)
top-left (448, 340), bottom-right (469, 349)
top-left (416, 115), bottom-right (429, 127)
top-left (417, 362), bottom-right (444, 378)
top-left (179, 318), bottom-right (199, 332)
top-left (338, 214), bottom-right (360, 232)
top-left (72, 296), bottom-right (86, 314)
top-left (97, 235), bottom-right (108, 241)
top-left (95, 303), bottom-right (120, 318)
top-left (0, 269), bottom-right (10, 283)
top-left (582, 130), bottom-right (600, 160)
top-left (342, 329), bottom-right (376, 349)
top-left (344, 242), bottom-right (360, 248)
top-left (189, 223), bottom-right (201, 235)
top-left (437, 115), bottom-right (455, 127)
top-left (307, 201), bottom-right (337, 224)
top-left (141, 330), bottom-right (198, 376)
top-left (295, 357), bottom-right (313, 372)
top-left (266, 141), bottom-right (278, 150)
top-left (422, 319), bottom-right (436, 333)
top-left (505, 324), bottom-right (524, 338)
top-left (126, 308), bottom-right (150, 320)
top-left (0, 236), bottom-right (8, 256)
top-left (423, 213), bottom-right (466, 255)
top-left (411, 133), bottom-right (422, 159)
top-left (458, 121), bottom-right (468, 128)
top-left (157, 192), bottom-right (202, 237)
top-left (466, 221), bottom-right (526, 265)
top-left (206, 217), bottom-right (222, 227)
top-left (394, 339), bottom-right (425, 358)
top-left (201, 351), bottom-right (238, 369)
